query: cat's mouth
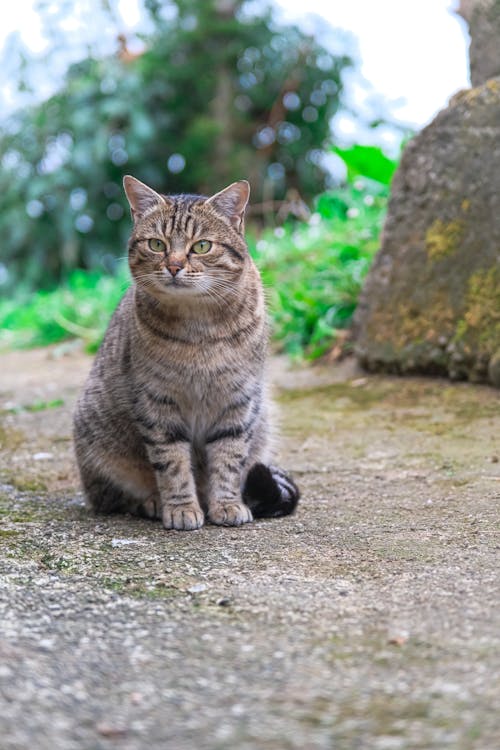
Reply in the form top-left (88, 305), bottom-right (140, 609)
top-left (161, 276), bottom-right (202, 295)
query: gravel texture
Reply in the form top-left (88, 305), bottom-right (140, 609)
top-left (0, 345), bottom-right (499, 749)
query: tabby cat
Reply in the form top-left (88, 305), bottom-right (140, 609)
top-left (73, 176), bottom-right (299, 531)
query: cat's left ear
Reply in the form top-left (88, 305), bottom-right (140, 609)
top-left (123, 175), bottom-right (167, 222)
top-left (206, 180), bottom-right (250, 233)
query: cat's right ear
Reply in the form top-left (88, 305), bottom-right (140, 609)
top-left (123, 175), bottom-right (167, 221)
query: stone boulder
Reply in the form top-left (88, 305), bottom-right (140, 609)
top-left (458, 0), bottom-right (500, 86)
top-left (354, 78), bottom-right (500, 386)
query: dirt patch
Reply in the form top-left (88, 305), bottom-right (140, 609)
top-left (0, 346), bottom-right (499, 749)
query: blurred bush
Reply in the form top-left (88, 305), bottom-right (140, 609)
top-left (0, 0), bottom-right (354, 292)
top-left (0, 267), bottom-right (128, 351)
top-left (0, 146), bottom-right (396, 359)
top-left (252, 144), bottom-right (394, 358)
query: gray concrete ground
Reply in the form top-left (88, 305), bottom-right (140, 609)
top-left (0, 346), bottom-right (499, 750)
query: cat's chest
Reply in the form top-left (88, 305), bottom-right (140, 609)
top-left (133, 352), bottom-right (254, 414)
top-left (174, 361), bottom-right (250, 412)
top-left (145, 364), bottom-right (254, 440)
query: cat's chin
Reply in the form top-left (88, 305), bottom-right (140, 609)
top-left (141, 281), bottom-right (205, 302)
top-left (164, 280), bottom-right (204, 295)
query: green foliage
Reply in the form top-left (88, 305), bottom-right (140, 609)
top-left (333, 144), bottom-right (398, 186)
top-left (0, 153), bottom-right (390, 359)
top-left (0, 266), bottom-right (128, 352)
top-left (6, 399), bottom-right (64, 415)
top-left (250, 180), bottom-right (387, 359)
top-left (0, 0), bottom-right (353, 292)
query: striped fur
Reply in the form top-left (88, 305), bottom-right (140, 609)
top-left (73, 176), bottom-right (300, 530)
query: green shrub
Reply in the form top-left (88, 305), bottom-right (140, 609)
top-left (0, 146), bottom-right (395, 359)
top-left (0, 0), bottom-right (353, 292)
top-left (251, 181), bottom-right (387, 358)
top-left (0, 267), bottom-right (128, 352)
top-left (0, 183), bottom-right (386, 359)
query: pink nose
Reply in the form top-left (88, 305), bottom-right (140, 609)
top-left (167, 264), bottom-right (183, 277)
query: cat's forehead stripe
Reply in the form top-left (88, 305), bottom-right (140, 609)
top-left (170, 202), bottom-right (178, 232)
top-left (151, 199), bottom-right (208, 239)
top-left (184, 214), bottom-right (195, 237)
top-left (162, 196), bottom-right (199, 236)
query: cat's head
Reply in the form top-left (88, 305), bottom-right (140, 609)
top-left (123, 175), bottom-right (250, 302)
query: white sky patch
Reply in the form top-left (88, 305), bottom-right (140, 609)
top-left (273, 0), bottom-right (470, 127)
top-left (0, 0), bottom-right (48, 53)
top-left (117, 0), bottom-right (142, 28)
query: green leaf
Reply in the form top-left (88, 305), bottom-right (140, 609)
top-left (333, 145), bottom-right (398, 186)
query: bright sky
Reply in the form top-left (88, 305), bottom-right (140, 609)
top-left (273, 0), bottom-right (469, 127)
top-left (0, 0), bottom-right (470, 136)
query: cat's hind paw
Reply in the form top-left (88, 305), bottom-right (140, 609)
top-left (136, 496), bottom-right (159, 519)
top-left (162, 503), bottom-right (204, 531)
top-left (208, 501), bottom-right (253, 527)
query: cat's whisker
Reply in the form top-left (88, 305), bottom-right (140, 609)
top-left (132, 272), bottom-right (167, 287)
top-left (133, 276), bottom-right (164, 293)
top-left (205, 274), bottom-right (238, 291)
top-left (259, 284), bottom-right (273, 304)
top-left (192, 278), bottom-right (229, 309)
top-left (133, 274), bottom-right (165, 282)
top-left (208, 283), bottom-right (239, 301)
top-left (208, 277), bottom-right (235, 288)
top-left (210, 283), bottom-right (237, 295)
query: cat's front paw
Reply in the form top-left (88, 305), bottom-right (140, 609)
top-left (162, 503), bottom-right (204, 531)
top-left (208, 501), bottom-right (253, 527)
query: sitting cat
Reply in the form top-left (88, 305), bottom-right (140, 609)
top-left (73, 176), bottom-right (299, 530)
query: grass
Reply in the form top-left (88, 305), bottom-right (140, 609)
top-left (4, 399), bottom-right (65, 415)
top-left (0, 150), bottom-right (391, 360)
top-left (0, 265), bottom-right (128, 353)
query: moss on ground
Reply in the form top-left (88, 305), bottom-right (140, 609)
top-left (0, 423), bottom-right (25, 451)
top-left (3, 475), bottom-right (48, 492)
top-left (1, 351), bottom-right (499, 749)
top-left (278, 381), bottom-right (389, 409)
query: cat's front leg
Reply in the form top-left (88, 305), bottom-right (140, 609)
top-left (145, 436), bottom-right (204, 531)
top-left (205, 432), bottom-right (253, 526)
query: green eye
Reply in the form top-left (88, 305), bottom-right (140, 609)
top-left (148, 238), bottom-right (166, 253)
top-left (191, 239), bottom-right (212, 254)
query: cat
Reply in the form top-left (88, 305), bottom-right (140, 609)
top-left (73, 175), bottom-right (300, 531)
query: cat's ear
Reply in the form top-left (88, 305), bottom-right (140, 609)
top-left (206, 180), bottom-right (250, 232)
top-left (123, 175), bottom-right (167, 221)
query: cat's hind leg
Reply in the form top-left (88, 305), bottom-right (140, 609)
top-left (80, 469), bottom-right (131, 515)
top-left (78, 454), bottom-right (159, 519)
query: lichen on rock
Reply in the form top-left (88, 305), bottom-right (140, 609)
top-left (455, 267), bottom-right (500, 356)
top-left (425, 219), bottom-right (464, 261)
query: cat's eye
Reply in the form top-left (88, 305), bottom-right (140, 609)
top-left (148, 238), bottom-right (166, 253)
top-left (191, 240), bottom-right (212, 254)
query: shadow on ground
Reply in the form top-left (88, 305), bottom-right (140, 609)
top-left (0, 347), bottom-right (499, 749)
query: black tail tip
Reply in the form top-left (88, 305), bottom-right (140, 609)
top-left (243, 463), bottom-right (300, 519)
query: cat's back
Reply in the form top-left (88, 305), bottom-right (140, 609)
top-left (75, 287), bottom-right (135, 419)
top-left (93, 286), bottom-right (134, 367)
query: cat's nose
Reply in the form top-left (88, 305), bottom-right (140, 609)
top-left (167, 263), bottom-right (183, 277)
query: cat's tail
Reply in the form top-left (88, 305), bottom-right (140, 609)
top-left (243, 463), bottom-right (300, 518)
